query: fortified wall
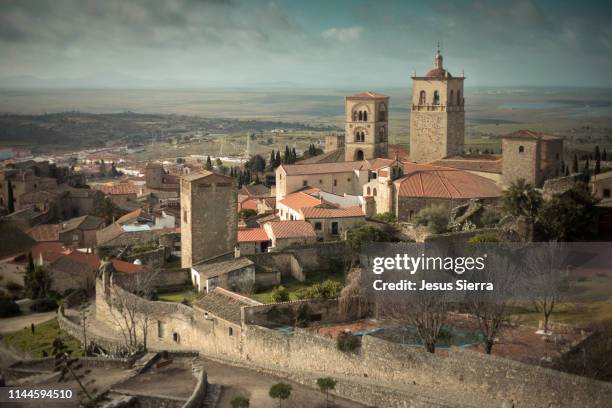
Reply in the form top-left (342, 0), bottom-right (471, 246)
top-left (87, 272), bottom-right (612, 408)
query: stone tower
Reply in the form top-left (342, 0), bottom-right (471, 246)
top-left (145, 162), bottom-right (164, 189)
top-left (180, 171), bottom-right (237, 269)
top-left (409, 47), bottom-right (465, 163)
top-left (344, 92), bottom-right (389, 162)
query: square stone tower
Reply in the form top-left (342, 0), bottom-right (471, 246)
top-left (501, 130), bottom-right (563, 187)
top-left (344, 92), bottom-right (389, 162)
top-left (180, 171), bottom-right (237, 269)
top-left (410, 48), bottom-right (465, 163)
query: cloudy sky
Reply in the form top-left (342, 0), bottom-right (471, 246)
top-left (1, 0), bottom-right (611, 88)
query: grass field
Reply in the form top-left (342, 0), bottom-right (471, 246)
top-left (252, 270), bottom-right (345, 304)
top-left (157, 287), bottom-right (197, 304)
top-left (0, 318), bottom-right (83, 358)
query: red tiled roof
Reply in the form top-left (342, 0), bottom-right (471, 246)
top-left (238, 228), bottom-right (270, 242)
top-left (31, 242), bottom-right (69, 263)
top-left (280, 161), bottom-right (367, 176)
top-left (98, 184), bottom-right (140, 195)
top-left (27, 224), bottom-right (61, 242)
top-left (396, 168), bottom-right (501, 199)
top-left (265, 221), bottom-right (316, 239)
top-left (368, 158), bottom-right (395, 170)
top-left (279, 192), bottom-right (321, 211)
top-left (239, 198), bottom-right (258, 212)
top-left (65, 251), bottom-right (101, 270)
top-left (300, 206), bottom-right (364, 219)
top-left (116, 208), bottom-right (143, 224)
top-left (426, 68), bottom-right (451, 78)
top-left (112, 258), bottom-right (144, 274)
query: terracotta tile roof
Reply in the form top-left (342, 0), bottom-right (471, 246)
top-left (367, 158), bottom-right (396, 170)
top-left (265, 221), bottom-right (316, 239)
top-left (346, 91), bottom-right (389, 99)
top-left (112, 258), bottom-right (144, 274)
top-left (31, 242), bottom-right (69, 263)
top-left (300, 206), bottom-right (364, 219)
top-left (396, 168), bottom-right (502, 199)
top-left (238, 228), bottom-right (269, 242)
top-left (239, 198), bottom-right (258, 211)
top-left (194, 287), bottom-right (261, 324)
top-left (426, 68), bottom-right (451, 78)
top-left (502, 130), bottom-right (562, 141)
top-left (65, 251), bottom-right (101, 270)
top-left (239, 184), bottom-right (271, 198)
top-left (193, 257), bottom-right (254, 279)
top-left (297, 148), bottom-right (346, 164)
top-left (98, 184), bottom-right (141, 195)
top-left (279, 192), bottom-right (322, 211)
top-left (27, 224), bottom-right (61, 242)
top-left (61, 215), bottom-right (105, 232)
top-left (280, 161), bottom-right (367, 176)
top-left (116, 208), bottom-right (144, 224)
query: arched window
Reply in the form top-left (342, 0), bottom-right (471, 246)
top-left (378, 105), bottom-right (386, 121)
top-left (358, 111), bottom-right (363, 121)
top-left (419, 90), bottom-right (426, 105)
top-left (367, 187), bottom-right (371, 195)
top-left (353, 111), bottom-right (357, 121)
top-left (449, 90), bottom-right (454, 106)
top-left (363, 111), bottom-right (368, 121)
top-left (433, 91), bottom-right (440, 105)
top-left (356, 150), bottom-right (364, 161)
top-left (373, 188), bottom-right (377, 196)
top-left (457, 90), bottom-right (461, 105)
top-left (379, 127), bottom-right (385, 141)
top-left (355, 131), bottom-right (364, 143)
top-left (518, 146), bottom-right (525, 153)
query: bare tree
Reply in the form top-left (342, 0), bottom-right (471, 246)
top-left (464, 252), bottom-right (520, 354)
top-left (525, 242), bottom-right (570, 334)
top-left (108, 267), bottom-right (160, 353)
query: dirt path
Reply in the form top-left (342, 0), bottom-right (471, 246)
top-left (0, 311), bottom-right (56, 334)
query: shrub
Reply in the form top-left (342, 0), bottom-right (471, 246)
top-left (346, 224), bottom-right (392, 252)
top-left (414, 205), bottom-right (449, 234)
top-left (337, 331), bottom-right (360, 352)
top-left (480, 207), bottom-right (501, 227)
top-left (0, 297), bottom-right (21, 317)
top-left (271, 286), bottom-right (289, 303)
top-left (468, 234), bottom-right (500, 244)
top-left (30, 297), bottom-right (58, 313)
top-left (372, 212), bottom-right (396, 224)
top-left (6, 281), bottom-right (23, 292)
top-left (295, 303), bottom-right (311, 328)
top-left (231, 396), bottom-right (250, 408)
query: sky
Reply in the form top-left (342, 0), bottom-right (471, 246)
top-left (1, 0), bottom-right (611, 88)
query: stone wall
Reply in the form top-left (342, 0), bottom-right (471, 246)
top-left (242, 299), bottom-right (342, 326)
top-left (182, 370), bottom-right (207, 408)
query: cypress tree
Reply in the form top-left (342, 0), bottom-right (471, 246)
top-left (291, 148), bottom-right (297, 163)
top-left (7, 179), bottom-right (15, 213)
top-left (205, 155), bottom-right (213, 171)
top-left (595, 145), bottom-right (601, 175)
top-left (603, 148), bottom-right (607, 161)
top-left (572, 154), bottom-right (579, 173)
top-left (275, 151), bottom-right (281, 167)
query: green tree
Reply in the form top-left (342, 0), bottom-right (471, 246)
top-left (346, 224), bottom-right (392, 252)
top-left (24, 259), bottom-right (52, 300)
top-left (239, 209), bottom-right (257, 219)
top-left (6, 179), bottom-right (15, 213)
top-left (205, 155), bottom-right (213, 171)
top-left (595, 146), bottom-right (601, 175)
top-left (537, 187), bottom-right (597, 241)
top-left (275, 151), bottom-right (282, 167)
top-left (94, 197), bottom-right (119, 225)
top-left (231, 396), bottom-right (250, 408)
top-left (283, 145), bottom-right (291, 164)
top-left (501, 179), bottom-right (542, 220)
top-left (269, 383), bottom-right (292, 408)
top-left (316, 377), bottom-right (337, 407)
top-left (414, 204), bottom-right (450, 234)
top-left (572, 154), bottom-right (579, 173)
top-left (271, 286), bottom-right (289, 302)
top-left (372, 212), bottom-right (396, 224)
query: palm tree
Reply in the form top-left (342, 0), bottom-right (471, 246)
top-left (502, 179), bottom-right (542, 220)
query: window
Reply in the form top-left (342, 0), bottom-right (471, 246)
top-left (373, 188), bottom-right (377, 196)
top-left (604, 189), bottom-right (611, 198)
top-left (379, 127), bottom-right (385, 141)
top-left (302, 180), bottom-right (307, 187)
top-left (355, 150), bottom-right (364, 161)
top-left (433, 90), bottom-right (440, 105)
top-left (314, 222), bottom-right (322, 230)
top-left (449, 90), bottom-right (454, 106)
top-left (72, 234), bottom-right (79, 242)
top-left (457, 90), bottom-right (462, 105)
top-left (518, 146), bottom-right (525, 153)
top-left (333, 179), bottom-right (337, 186)
top-left (347, 178), bottom-right (351, 182)
top-left (363, 111), bottom-right (368, 121)
top-left (371, 173), bottom-right (377, 179)
top-left (173, 332), bottom-right (180, 343)
top-left (419, 90), bottom-right (426, 105)
top-left (183, 210), bottom-right (187, 223)
top-left (158, 321), bottom-right (165, 338)
top-left (319, 179), bottom-right (322, 184)
top-left (229, 327), bottom-right (233, 336)
top-left (331, 222), bottom-right (339, 235)
top-left (355, 131), bottom-right (365, 143)
top-left (358, 111), bottom-right (363, 121)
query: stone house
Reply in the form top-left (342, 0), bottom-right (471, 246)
top-left (97, 183), bottom-right (143, 206)
top-left (191, 256), bottom-right (255, 293)
top-left (58, 215), bottom-right (105, 248)
top-left (263, 220), bottom-right (316, 250)
top-left (237, 227), bottom-right (271, 255)
top-left (299, 206), bottom-right (365, 240)
top-left (590, 172), bottom-right (612, 201)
